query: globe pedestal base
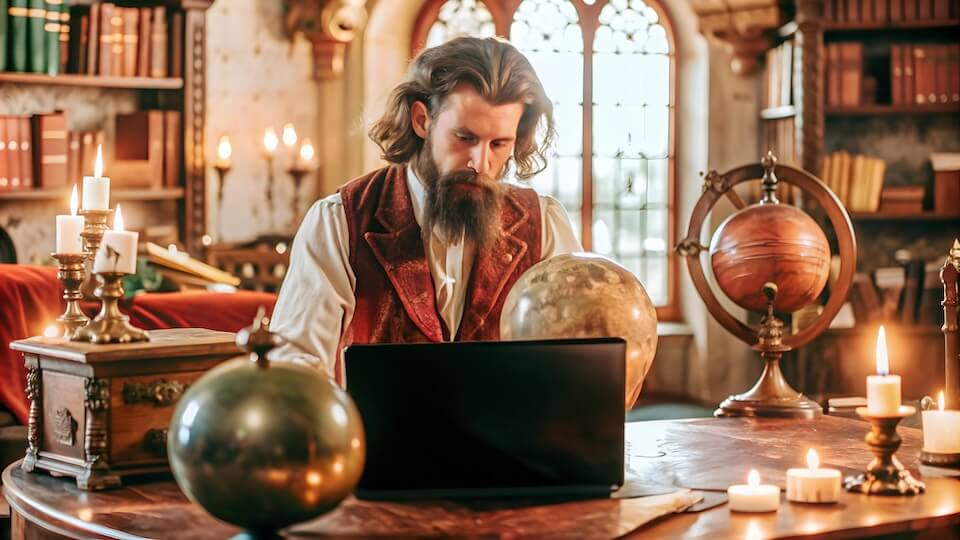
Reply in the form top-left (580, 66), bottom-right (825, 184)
top-left (714, 349), bottom-right (822, 419)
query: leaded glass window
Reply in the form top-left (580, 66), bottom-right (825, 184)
top-left (425, 0), bottom-right (496, 49)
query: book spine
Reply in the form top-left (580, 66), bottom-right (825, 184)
top-left (57, 2), bottom-right (67, 74)
top-left (847, 0), bottom-right (861, 21)
top-left (43, 0), bottom-right (60, 75)
top-left (168, 9), bottom-right (182, 78)
top-left (85, 1), bottom-right (98, 75)
top-left (27, 0), bottom-right (44, 73)
top-left (33, 111), bottom-right (68, 188)
top-left (874, 0), bottom-right (888, 20)
top-left (121, 7), bottom-right (137, 77)
top-left (9, 0), bottom-right (28, 72)
top-left (98, 2), bottom-right (112, 76)
top-left (891, 45), bottom-right (903, 105)
top-left (0, 0), bottom-right (8, 72)
top-left (840, 43), bottom-right (863, 107)
top-left (951, 44), bottom-right (960, 103)
top-left (149, 6), bottom-right (166, 77)
top-left (110, 4), bottom-right (122, 76)
top-left (918, 0), bottom-right (931, 18)
top-left (935, 45), bottom-right (949, 104)
top-left (914, 46), bottom-right (935, 104)
top-left (861, 0), bottom-right (873, 21)
top-left (136, 7), bottom-right (150, 77)
top-left (5, 118), bottom-right (20, 188)
top-left (67, 131), bottom-right (80, 185)
top-left (148, 110), bottom-right (164, 188)
top-left (890, 0), bottom-right (903, 20)
top-left (933, 0), bottom-right (951, 16)
top-left (80, 131), bottom-right (95, 177)
top-left (18, 116), bottom-right (32, 189)
top-left (163, 110), bottom-right (180, 187)
top-left (0, 119), bottom-right (7, 190)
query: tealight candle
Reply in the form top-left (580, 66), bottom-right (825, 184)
top-left (922, 391), bottom-right (960, 454)
top-left (867, 325), bottom-right (901, 416)
top-left (786, 449), bottom-right (841, 503)
top-left (82, 145), bottom-right (110, 211)
top-left (93, 205), bottom-right (138, 274)
top-left (55, 185), bottom-right (84, 254)
top-left (728, 469), bottom-right (780, 512)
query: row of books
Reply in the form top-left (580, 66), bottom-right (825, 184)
top-left (826, 43), bottom-right (960, 107)
top-left (0, 109), bottom-right (180, 191)
top-left (0, 1), bottom-right (181, 78)
top-left (848, 259), bottom-right (946, 327)
top-left (824, 0), bottom-right (960, 23)
top-left (763, 41), bottom-right (793, 109)
top-left (820, 151), bottom-right (886, 212)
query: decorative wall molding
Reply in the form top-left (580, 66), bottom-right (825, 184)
top-left (691, 0), bottom-right (787, 75)
top-left (284, 0), bottom-right (368, 79)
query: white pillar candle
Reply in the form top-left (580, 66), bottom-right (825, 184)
top-left (55, 185), bottom-right (84, 254)
top-left (786, 449), bottom-right (841, 503)
top-left (93, 205), bottom-right (138, 274)
top-left (922, 392), bottom-right (960, 454)
top-left (867, 326), bottom-right (902, 416)
top-left (82, 145), bottom-right (110, 210)
top-left (727, 469), bottom-right (780, 512)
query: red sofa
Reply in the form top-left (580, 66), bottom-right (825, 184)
top-left (0, 264), bottom-right (276, 425)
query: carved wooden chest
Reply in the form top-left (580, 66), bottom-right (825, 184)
top-left (10, 328), bottom-right (241, 490)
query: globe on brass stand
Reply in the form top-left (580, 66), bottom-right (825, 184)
top-left (677, 152), bottom-right (857, 418)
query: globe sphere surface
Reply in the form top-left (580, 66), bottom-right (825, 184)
top-left (500, 253), bottom-right (658, 409)
top-left (168, 357), bottom-right (365, 533)
top-left (709, 202), bottom-right (830, 313)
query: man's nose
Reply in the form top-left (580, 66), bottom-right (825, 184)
top-left (467, 144), bottom-right (492, 177)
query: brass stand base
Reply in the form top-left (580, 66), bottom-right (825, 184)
top-left (921, 450), bottom-right (960, 468)
top-left (844, 406), bottom-right (926, 496)
top-left (72, 272), bottom-right (149, 344)
top-left (715, 349), bottom-right (822, 419)
top-left (52, 253), bottom-right (90, 339)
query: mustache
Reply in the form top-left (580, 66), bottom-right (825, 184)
top-left (437, 169), bottom-right (499, 192)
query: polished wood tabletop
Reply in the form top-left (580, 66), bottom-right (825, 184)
top-left (4, 416), bottom-right (960, 539)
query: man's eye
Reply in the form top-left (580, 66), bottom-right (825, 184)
top-left (456, 134), bottom-right (474, 142)
top-left (492, 141), bottom-right (507, 149)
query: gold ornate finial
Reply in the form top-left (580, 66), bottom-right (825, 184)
top-left (758, 282), bottom-right (784, 348)
top-left (950, 239), bottom-right (960, 270)
top-left (761, 151), bottom-right (780, 204)
top-left (702, 170), bottom-right (730, 194)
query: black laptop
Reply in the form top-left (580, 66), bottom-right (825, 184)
top-left (344, 338), bottom-right (626, 500)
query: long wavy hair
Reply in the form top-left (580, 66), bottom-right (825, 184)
top-left (369, 36), bottom-right (556, 180)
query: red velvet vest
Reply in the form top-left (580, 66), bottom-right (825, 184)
top-left (337, 165), bottom-right (542, 382)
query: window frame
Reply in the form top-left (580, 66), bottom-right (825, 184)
top-left (411, 0), bottom-right (679, 321)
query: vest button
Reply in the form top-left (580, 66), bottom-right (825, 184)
top-left (503, 253), bottom-right (513, 263)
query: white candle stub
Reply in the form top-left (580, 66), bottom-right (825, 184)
top-left (728, 469), bottom-right (780, 513)
top-left (922, 391), bottom-right (960, 454)
top-left (56, 185), bottom-right (84, 254)
top-left (867, 326), bottom-right (901, 416)
top-left (82, 145), bottom-right (111, 211)
top-left (786, 449), bottom-right (841, 503)
top-left (93, 205), bottom-right (138, 275)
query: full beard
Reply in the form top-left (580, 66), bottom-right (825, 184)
top-left (414, 139), bottom-right (505, 249)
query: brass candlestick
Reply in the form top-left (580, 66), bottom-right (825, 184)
top-left (843, 405), bottom-right (926, 495)
top-left (72, 271), bottom-right (149, 344)
top-left (79, 209), bottom-right (112, 299)
top-left (214, 164), bottom-right (231, 243)
top-left (51, 253), bottom-right (89, 339)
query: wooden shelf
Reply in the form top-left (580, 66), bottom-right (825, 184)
top-left (761, 105), bottom-right (796, 120)
top-left (824, 19), bottom-right (960, 31)
top-left (0, 72), bottom-right (183, 90)
top-left (826, 103), bottom-right (960, 116)
top-left (848, 211), bottom-right (960, 221)
top-left (0, 187), bottom-right (183, 201)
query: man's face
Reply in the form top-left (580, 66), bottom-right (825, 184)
top-left (411, 84), bottom-right (525, 246)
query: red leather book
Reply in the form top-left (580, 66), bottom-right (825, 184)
top-left (121, 7), bottom-right (139, 77)
top-left (163, 110), bottom-right (180, 187)
top-left (913, 46), bottom-right (935, 104)
top-left (85, 2), bottom-right (99, 74)
top-left (59, 6), bottom-right (70, 74)
top-left (18, 117), bottom-right (33, 189)
top-left (861, 0), bottom-right (874, 21)
top-left (168, 9), bottom-right (183, 78)
top-left (97, 2), bottom-right (113, 76)
top-left (891, 45), bottom-right (903, 105)
top-left (5, 118), bottom-right (22, 190)
top-left (149, 6), bottom-right (167, 77)
top-left (31, 111), bottom-right (69, 188)
top-left (840, 43), bottom-right (863, 107)
top-left (890, 0), bottom-right (903, 21)
top-left (933, 0), bottom-right (951, 16)
top-left (110, 4), bottom-right (124, 76)
top-left (67, 132), bottom-right (82, 186)
top-left (917, 0), bottom-right (931, 18)
top-left (0, 119), bottom-right (8, 191)
top-left (903, 44), bottom-right (915, 106)
top-left (847, 0), bottom-right (860, 21)
top-left (935, 45), bottom-right (949, 104)
top-left (951, 45), bottom-right (960, 103)
top-left (80, 131), bottom-right (96, 178)
top-left (112, 111), bottom-right (164, 188)
top-left (828, 45), bottom-right (841, 107)
top-left (874, 0), bottom-right (888, 21)
top-left (826, 0), bottom-right (836, 21)
top-left (903, 0), bottom-right (917, 19)
top-left (136, 7), bottom-right (151, 77)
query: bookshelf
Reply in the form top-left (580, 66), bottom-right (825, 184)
top-left (0, 0), bottom-right (213, 262)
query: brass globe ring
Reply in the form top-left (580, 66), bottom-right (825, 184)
top-left (678, 161), bottom-right (857, 349)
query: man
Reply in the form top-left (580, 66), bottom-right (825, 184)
top-left (271, 37), bottom-right (581, 382)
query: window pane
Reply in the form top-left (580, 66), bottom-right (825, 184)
top-left (645, 256), bottom-right (668, 305)
top-left (647, 158), bottom-right (668, 206)
top-left (425, 0), bottom-right (496, 49)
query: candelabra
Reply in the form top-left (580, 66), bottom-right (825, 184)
top-left (843, 406), bottom-right (926, 495)
top-left (72, 271), bottom-right (149, 344)
top-left (51, 253), bottom-right (89, 338)
top-left (78, 209), bottom-right (112, 299)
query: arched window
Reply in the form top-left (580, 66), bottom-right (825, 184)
top-left (412, 0), bottom-right (677, 318)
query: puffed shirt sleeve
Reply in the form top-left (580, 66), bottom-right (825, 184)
top-left (539, 195), bottom-right (583, 259)
top-left (268, 195), bottom-right (356, 377)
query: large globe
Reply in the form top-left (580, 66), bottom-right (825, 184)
top-left (168, 327), bottom-right (365, 535)
top-left (710, 202), bottom-right (830, 313)
top-left (500, 253), bottom-right (658, 410)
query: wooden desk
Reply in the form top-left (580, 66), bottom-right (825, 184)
top-left (4, 416), bottom-right (959, 539)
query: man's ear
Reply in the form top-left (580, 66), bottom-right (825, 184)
top-left (410, 101), bottom-right (430, 139)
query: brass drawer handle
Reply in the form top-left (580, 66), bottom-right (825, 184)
top-left (145, 428), bottom-right (168, 456)
top-left (123, 380), bottom-right (186, 406)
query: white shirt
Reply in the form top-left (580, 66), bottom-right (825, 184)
top-left (270, 167), bottom-right (582, 377)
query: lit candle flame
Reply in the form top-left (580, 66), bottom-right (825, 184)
top-left (217, 135), bottom-right (232, 162)
top-left (747, 469), bottom-right (760, 487)
top-left (299, 139), bottom-right (315, 162)
top-left (939, 390), bottom-right (945, 412)
top-left (263, 127), bottom-right (278, 154)
top-left (114, 204), bottom-right (124, 232)
top-left (43, 324), bottom-right (59, 338)
top-left (70, 185), bottom-right (79, 216)
top-left (282, 123), bottom-right (297, 147)
top-left (806, 448), bottom-right (819, 470)
top-left (876, 325), bottom-right (889, 376)
top-left (94, 144), bottom-right (103, 178)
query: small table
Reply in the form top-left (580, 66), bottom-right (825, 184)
top-left (4, 416), bottom-right (959, 539)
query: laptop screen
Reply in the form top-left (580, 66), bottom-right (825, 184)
top-left (345, 338), bottom-right (626, 498)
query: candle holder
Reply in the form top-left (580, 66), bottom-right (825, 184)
top-left (51, 253), bottom-right (90, 339)
top-left (79, 209), bottom-right (112, 299)
top-left (264, 154), bottom-right (276, 234)
top-left (286, 164), bottom-right (313, 234)
top-left (72, 271), bottom-right (149, 344)
top-left (214, 164), bottom-right (231, 243)
top-left (843, 405), bottom-right (926, 495)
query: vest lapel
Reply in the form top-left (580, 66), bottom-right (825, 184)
top-left (363, 169), bottom-right (445, 342)
top-left (457, 192), bottom-right (530, 341)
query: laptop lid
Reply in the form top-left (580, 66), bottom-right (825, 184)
top-left (344, 338), bottom-right (626, 500)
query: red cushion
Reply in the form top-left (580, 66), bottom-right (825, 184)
top-left (0, 264), bottom-right (276, 424)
